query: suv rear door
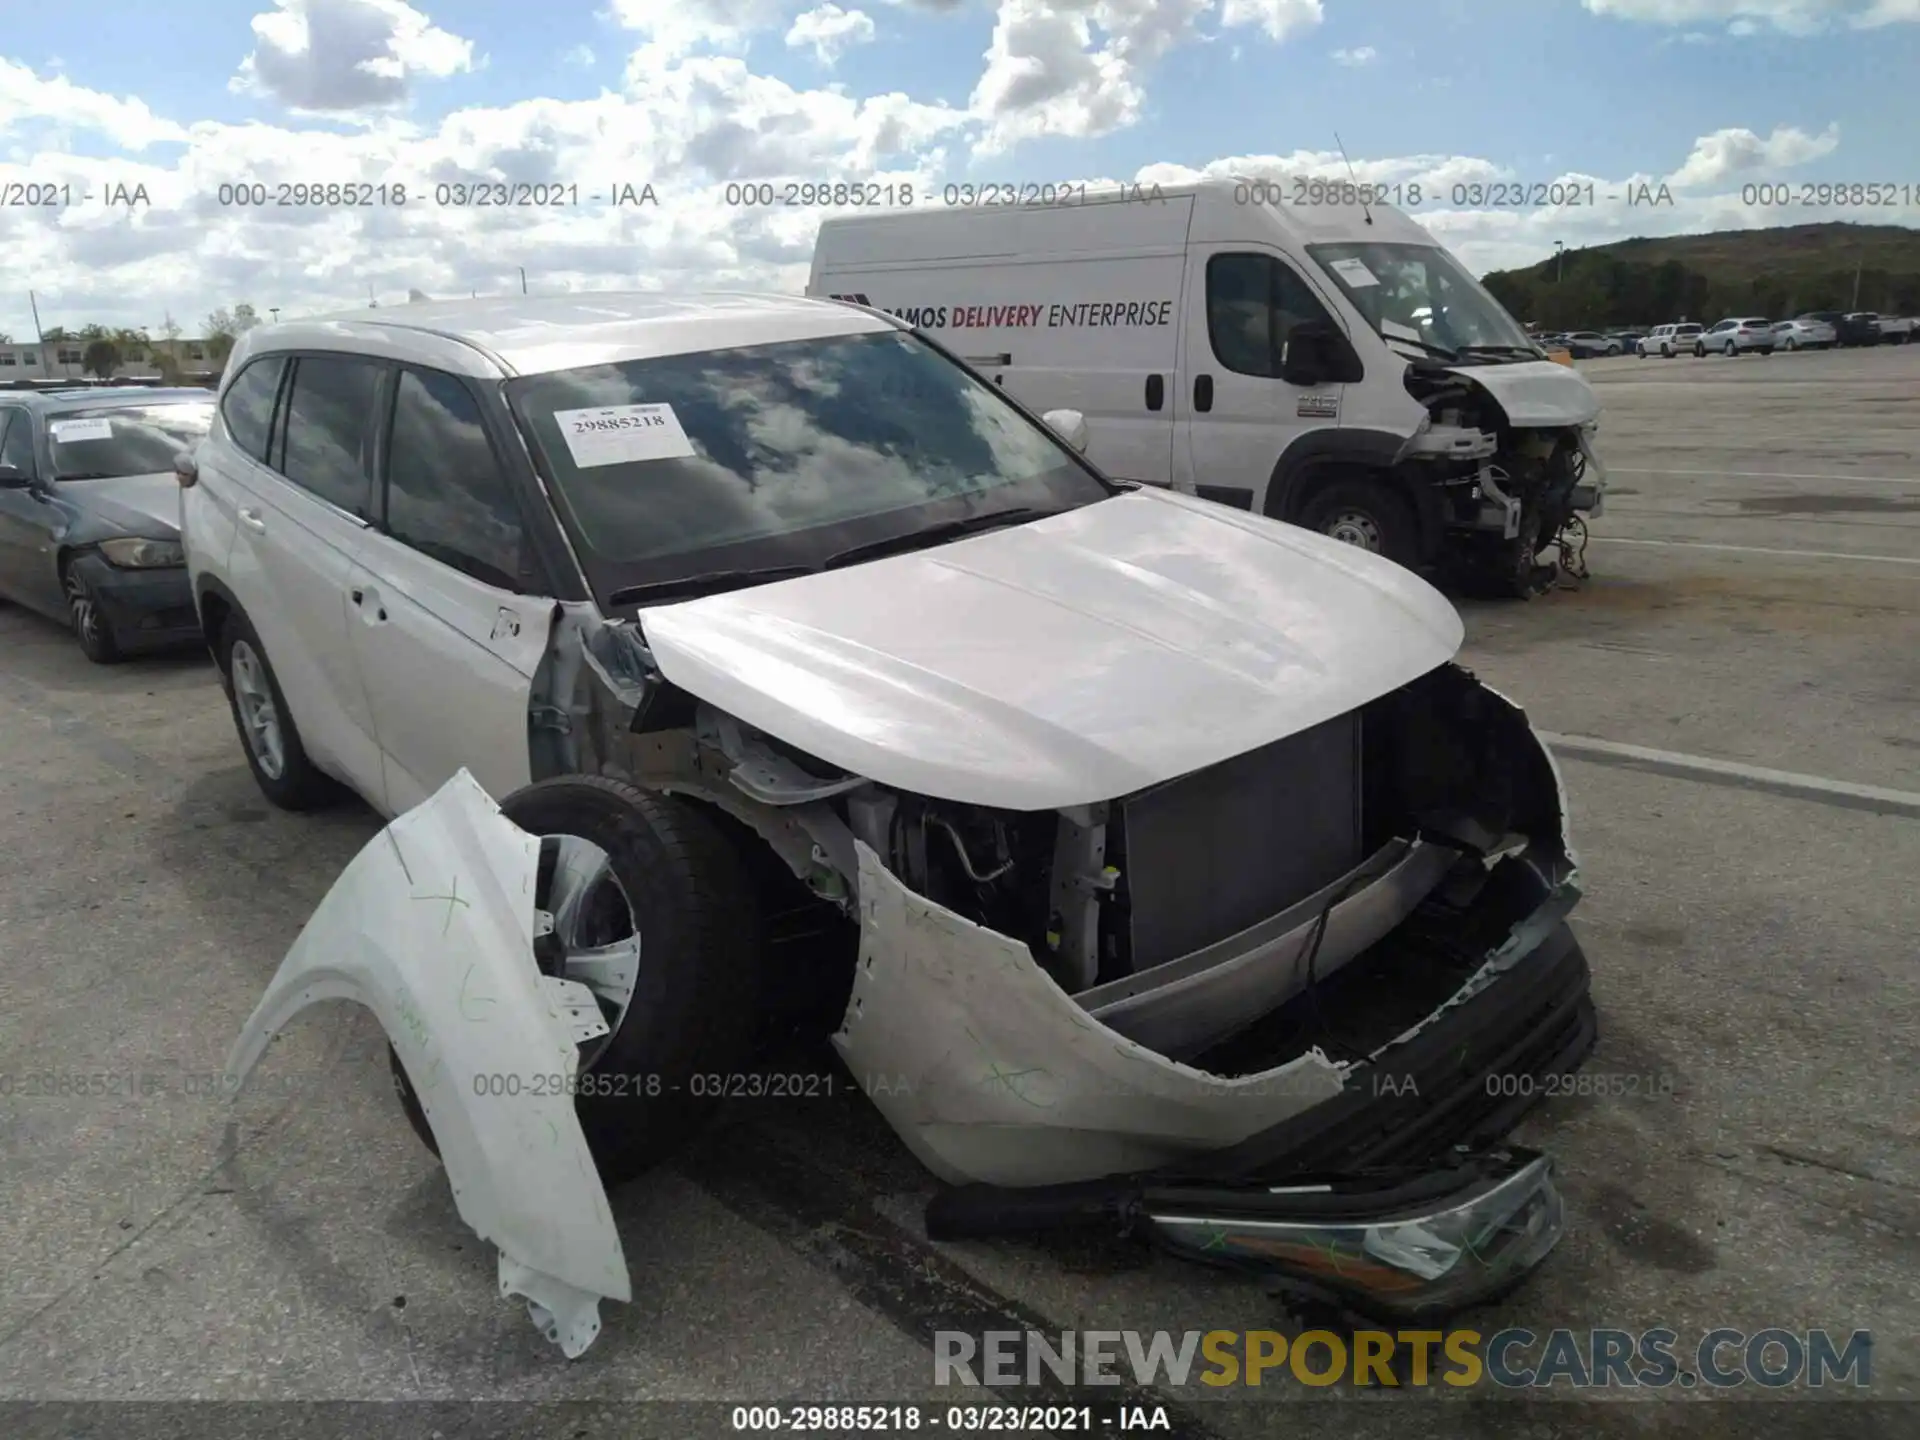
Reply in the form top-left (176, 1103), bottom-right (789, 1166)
top-left (347, 363), bottom-right (560, 811)
top-left (210, 352), bottom-right (388, 806)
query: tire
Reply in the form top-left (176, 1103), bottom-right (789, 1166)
top-left (1299, 476), bottom-right (1421, 570)
top-left (1759, 347), bottom-right (1773, 356)
top-left (1784, 338), bottom-right (1797, 351)
top-left (1661, 345), bottom-right (1673, 358)
top-left (391, 776), bottom-right (763, 1185)
top-left (217, 611), bottom-right (339, 810)
top-left (62, 563), bottom-right (123, 665)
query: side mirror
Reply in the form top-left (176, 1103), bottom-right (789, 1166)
top-left (1042, 408), bottom-right (1089, 454)
top-left (1281, 319), bottom-right (1341, 386)
top-left (174, 451), bottom-right (199, 488)
top-left (0, 463), bottom-right (32, 489)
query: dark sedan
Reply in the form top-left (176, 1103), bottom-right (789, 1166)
top-left (0, 389), bottom-right (212, 663)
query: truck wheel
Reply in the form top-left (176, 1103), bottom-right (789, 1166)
top-left (1300, 477), bottom-right (1420, 569)
top-left (390, 776), bottom-right (762, 1186)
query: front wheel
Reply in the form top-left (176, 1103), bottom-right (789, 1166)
top-left (391, 777), bottom-right (763, 1185)
top-left (1299, 476), bottom-right (1421, 570)
top-left (1784, 338), bottom-right (1798, 351)
top-left (63, 564), bottom-right (122, 665)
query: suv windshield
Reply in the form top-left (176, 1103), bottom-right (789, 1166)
top-left (1306, 241), bottom-right (1533, 354)
top-left (506, 329), bottom-right (1113, 604)
top-left (48, 401), bottom-right (214, 480)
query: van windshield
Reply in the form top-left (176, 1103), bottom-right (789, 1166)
top-left (1307, 242), bottom-right (1533, 355)
top-left (506, 329), bottom-right (1113, 605)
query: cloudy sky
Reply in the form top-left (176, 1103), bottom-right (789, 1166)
top-left (1, 0), bottom-right (1916, 338)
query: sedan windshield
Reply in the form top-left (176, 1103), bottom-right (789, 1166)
top-left (49, 401), bottom-right (214, 480)
top-left (506, 329), bottom-right (1113, 602)
top-left (1307, 241), bottom-right (1533, 354)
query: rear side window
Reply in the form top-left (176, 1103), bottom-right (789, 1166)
top-left (382, 368), bottom-right (527, 591)
top-left (280, 355), bottom-right (382, 517)
top-left (0, 410), bottom-right (34, 473)
top-left (1206, 254), bottom-right (1333, 378)
top-left (220, 356), bottom-right (284, 462)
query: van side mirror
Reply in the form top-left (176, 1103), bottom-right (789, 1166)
top-left (1281, 319), bottom-right (1357, 386)
top-left (1042, 408), bottom-right (1089, 453)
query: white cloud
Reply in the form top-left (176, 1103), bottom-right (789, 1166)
top-left (0, 56), bottom-right (189, 149)
top-left (1218, 0), bottom-right (1323, 41)
top-left (1582, 0), bottom-right (1920, 32)
top-left (606, 0), bottom-right (799, 57)
top-left (1665, 122), bottom-right (1840, 186)
top-left (1331, 44), bottom-right (1377, 63)
top-left (232, 0), bottom-right (477, 111)
top-left (563, 44), bottom-right (597, 67)
top-left (786, 5), bottom-right (879, 63)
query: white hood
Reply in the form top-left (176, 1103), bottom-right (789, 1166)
top-left (639, 488), bottom-right (1463, 810)
top-left (1446, 359), bottom-right (1600, 428)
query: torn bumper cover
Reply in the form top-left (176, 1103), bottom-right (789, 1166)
top-left (222, 770), bottom-right (629, 1358)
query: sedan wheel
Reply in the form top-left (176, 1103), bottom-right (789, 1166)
top-left (1784, 338), bottom-right (1797, 350)
top-left (63, 566), bottom-right (122, 664)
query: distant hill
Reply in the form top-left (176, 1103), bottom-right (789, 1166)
top-left (1480, 222), bottom-right (1920, 329)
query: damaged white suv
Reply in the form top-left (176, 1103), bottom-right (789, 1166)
top-left (180, 294), bottom-right (1595, 1356)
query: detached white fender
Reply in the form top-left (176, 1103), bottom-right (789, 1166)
top-left (223, 769), bottom-right (629, 1357)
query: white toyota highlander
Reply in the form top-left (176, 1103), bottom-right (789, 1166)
top-left (179, 294), bottom-right (1595, 1356)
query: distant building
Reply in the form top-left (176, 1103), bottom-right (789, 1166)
top-left (0, 338), bottom-right (222, 385)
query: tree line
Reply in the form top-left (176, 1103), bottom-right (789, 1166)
top-left (0, 305), bottom-right (262, 379)
top-left (1482, 255), bottom-right (1920, 330)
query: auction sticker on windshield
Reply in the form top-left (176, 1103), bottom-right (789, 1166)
top-left (1328, 257), bottom-right (1379, 288)
top-left (554, 403), bottom-right (697, 468)
top-left (49, 417), bottom-right (114, 442)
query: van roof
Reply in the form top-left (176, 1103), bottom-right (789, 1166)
top-left (817, 174), bottom-right (1436, 252)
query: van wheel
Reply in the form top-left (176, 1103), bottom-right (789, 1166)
top-left (1301, 477), bottom-right (1420, 569)
top-left (219, 613), bottom-right (340, 810)
top-left (390, 776), bottom-right (762, 1186)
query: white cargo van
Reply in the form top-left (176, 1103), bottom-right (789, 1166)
top-left (809, 178), bottom-right (1606, 593)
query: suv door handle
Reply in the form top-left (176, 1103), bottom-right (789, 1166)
top-left (353, 583), bottom-right (388, 622)
top-left (238, 507), bottom-right (266, 533)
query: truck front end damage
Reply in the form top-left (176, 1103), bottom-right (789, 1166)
top-left (1401, 360), bottom-right (1607, 597)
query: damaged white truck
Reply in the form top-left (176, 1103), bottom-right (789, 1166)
top-left (180, 293), bottom-right (1596, 1357)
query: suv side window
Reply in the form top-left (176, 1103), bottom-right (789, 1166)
top-left (381, 367), bottom-right (527, 591)
top-left (0, 409), bottom-right (34, 474)
top-left (220, 356), bottom-right (285, 462)
top-left (278, 355), bottom-right (382, 517)
top-left (1206, 253), bottom-right (1335, 378)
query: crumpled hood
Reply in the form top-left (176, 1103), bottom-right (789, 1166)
top-left (639, 488), bottom-right (1464, 810)
top-left (1445, 359), bottom-right (1600, 428)
top-left (70, 471), bottom-right (181, 537)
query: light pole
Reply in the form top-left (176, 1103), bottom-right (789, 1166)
top-left (1553, 240), bottom-right (1566, 282)
top-left (519, 266), bottom-right (528, 295)
top-left (269, 307), bottom-right (280, 323)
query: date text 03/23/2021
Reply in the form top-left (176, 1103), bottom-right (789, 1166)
top-left (729, 1404), bottom-right (1167, 1432)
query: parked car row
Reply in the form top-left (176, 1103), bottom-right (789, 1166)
top-left (1624, 311), bottom-right (1916, 357)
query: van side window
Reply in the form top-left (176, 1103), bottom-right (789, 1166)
top-left (1206, 254), bottom-right (1333, 379)
top-left (279, 355), bottom-right (382, 517)
top-left (381, 367), bottom-right (527, 591)
top-left (220, 356), bottom-right (285, 463)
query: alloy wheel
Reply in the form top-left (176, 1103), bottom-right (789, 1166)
top-left (228, 640), bottom-right (287, 781)
top-left (535, 835), bottom-right (643, 1068)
